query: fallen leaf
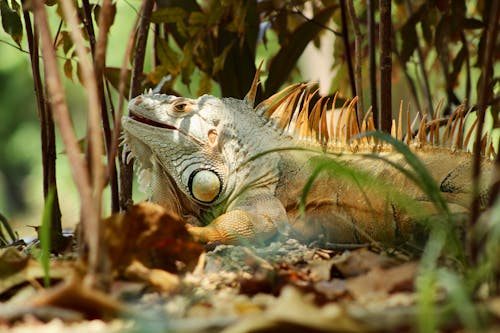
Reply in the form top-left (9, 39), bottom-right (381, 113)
top-left (29, 275), bottom-right (128, 320)
top-left (346, 262), bottom-right (418, 302)
top-left (104, 202), bottom-right (204, 274)
top-left (331, 248), bottom-right (399, 278)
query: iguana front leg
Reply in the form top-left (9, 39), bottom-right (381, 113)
top-left (187, 191), bottom-right (288, 244)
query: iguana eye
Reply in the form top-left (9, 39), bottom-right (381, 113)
top-left (188, 169), bottom-right (221, 203)
top-left (173, 100), bottom-right (191, 113)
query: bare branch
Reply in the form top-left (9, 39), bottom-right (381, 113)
top-left (469, 0), bottom-right (500, 264)
top-left (119, 0), bottom-right (155, 210)
top-left (58, 0), bottom-right (107, 288)
top-left (31, 0), bottom-right (94, 240)
top-left (339, 0), bottom-right (356, 98)
top-left (367, 0), bottom-right (378, 129)
top-left (345, 0), bottom-right (364, 125)
top-left (379, 0), bottom-right (392, 133)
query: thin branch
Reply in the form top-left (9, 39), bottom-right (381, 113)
top-left (460, 32), bottom-right (471, 108)
top-left (339, 0), bottom-right (356, 98)
top-left (379, 0), bottom-right (392, 133)
top-left (345, 0), bottom-right (363, 125)
top-left (58, 0), bottom-right (107, 288)
top-left (31, 0), bottom-right (95, 246)
top-left (289, 8), bottom-right (342, 37)
top-left (22, 2), bottom-right (62, 237)
top-left (109, 15), bottom-right (139, 205)
top-left (393, 49), bottom-right (422, 112)
top-left (87, 0), bottom-right (120, 213)
top-left (469, 0), bottom-right (500, 264)
top-left (119, 0), bottom-right (155, 210)
top-left (404, 0), bottom-right (433, 117)
top-left (367, 0), bottom-right (378, 129)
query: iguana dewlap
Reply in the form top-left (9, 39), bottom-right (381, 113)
top-left (121, 81), bottom-right (494, 245)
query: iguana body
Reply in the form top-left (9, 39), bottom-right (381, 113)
top-left (121, 79), bottom-right (495, 245)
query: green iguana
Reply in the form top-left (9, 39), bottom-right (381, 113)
top-left (121, 73), bottom-right (495, 245)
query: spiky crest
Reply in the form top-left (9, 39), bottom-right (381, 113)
top-left (249, 84), bottom-right (496, 157)
top-left (244, 61), bottom-right (264, 107)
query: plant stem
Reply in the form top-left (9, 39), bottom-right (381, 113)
top-left (22, 4), bottom-right (63, 238)
top-left (367, 0), bottom-right (378, 129)
top-left (469, 0), bottom-right (500, 265)
top-left (339, 0), bottom-right (356, 98)
top-left (120, 0), bottom-right (155, 210)
top-left (379, 0), bottom-right (392, 133)
top-left (345, 0), bottom-right (363, 126)
top-left (404, 0), bottom-right (433, 117)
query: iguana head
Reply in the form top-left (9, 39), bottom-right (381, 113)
top-left (121, 90), bottom-right (283, 213)
top-left (122, 93), bottom-right (229, 206)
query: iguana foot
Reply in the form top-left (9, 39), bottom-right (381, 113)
top-left (187, 209), bottom-right (279, 245)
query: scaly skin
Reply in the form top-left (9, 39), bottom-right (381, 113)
top-left (121, 87), bottom-right (494, 245)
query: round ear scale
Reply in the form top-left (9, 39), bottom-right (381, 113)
top-left (207, 129), bottom-right (218, 147)
top-left (188, 169), bottom-right (222, 203)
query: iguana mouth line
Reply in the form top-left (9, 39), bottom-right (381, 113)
top-left (129, 112), bottom-right (178, 131)
top-left (129, 111), bottom-right (205, 146)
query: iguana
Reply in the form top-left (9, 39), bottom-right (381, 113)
top-left (121, 73), bottom-right (495, 246)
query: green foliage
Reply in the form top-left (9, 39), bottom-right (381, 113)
top-left (0, 0), bottom-right (22, 46)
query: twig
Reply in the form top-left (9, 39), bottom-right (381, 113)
top-left (469, 0), bottom-right (500, 264)
top-left (379, 0), bottom-right (392, 133)
top-left (86, 0), bottom-right (120, 213)
top-left (404, 0), bottom-right (433, 117)
top-left (339, 0), bottom-right (356, 98)
top-left (58, 0), bottom-right (107, 288)
top-left (109, 16), bottom-right (139, 211)
top-left (289, 8), bottom-right (342, 37)
top-left (345, 0), bottom-right (363, 125)
top-left (367, 0), bottom-right (378, 129)
top-left (119, 0), bottom-right (155, 210)
top-left (31, 0), bottom-right (95, 247)
top-left (460, 32), bottom-right (471, 108)
top-left (22, 4), bottom-right (62, 237)
top-left (393, 49), bottom-right (422, 112)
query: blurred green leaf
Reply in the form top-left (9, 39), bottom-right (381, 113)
top-left (104, 67), bottom-right (133, 98)
top-left (150, 7), bottom-right (187, 24)
top-left (0, 0), bottom-right (23, 46)
top-left (399, 5), bottom-right (425, 64)
top-left (212, 42), bottom-right (234, 75)
top-left (197, 73), bottom-right (212, 96)
top-left (156, 39), bottom-right (180, 75)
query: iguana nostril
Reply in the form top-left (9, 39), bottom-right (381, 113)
top-left (189, 169), bottom-right (221, 203)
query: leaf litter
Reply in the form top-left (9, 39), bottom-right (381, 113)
top-left (0, 202), bottom-right (499, 332)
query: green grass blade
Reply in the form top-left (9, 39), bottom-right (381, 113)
top-left (359, 131), bottom-right (449, 214)
top-left (39, 188), bottom-right (54, 287)
top-left (437, 268), bottom-right (480, 331)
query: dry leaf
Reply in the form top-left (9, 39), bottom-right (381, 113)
top-left (331, 248), bottom-right (399, 278)
top-left (104, 202), bottom-right (204, 275)
top-left (346, 262), bottom-right (417, 302)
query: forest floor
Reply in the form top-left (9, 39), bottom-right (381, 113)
top-left (1, 203), bottom-right (500, 333)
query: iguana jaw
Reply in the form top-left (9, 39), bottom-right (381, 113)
top-left (129, 111), bottom-right (178, 131)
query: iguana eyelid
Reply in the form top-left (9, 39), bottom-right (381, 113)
top-left (172, 99), bottom-right (193, 113)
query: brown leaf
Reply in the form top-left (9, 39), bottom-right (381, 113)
top-left (29, 276), bottom-right (127, 320)
top-left (345, 262), bottom-right (418, 301)
top-left (331, 248), bottom-right (399, 278)
top-left (103, 202), bottom-right (204, 275)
